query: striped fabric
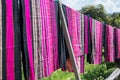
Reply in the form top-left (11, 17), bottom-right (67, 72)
top-left (114, 28), bottom-right (120, 62)
top-left (0, 0), bottom-right (22, 80)
top-left (60, 5), bottom-right (85, 73)
top-left (93, 20), bottom-right (103, 64)
top-left (31, 0), bottom-right (59, 79)
top-left (87, 17), bottom-right (93, 63)
top-left (75, 12), bottom-right (84, 73)
top-left (20, 0), bottom-right (35, 80)
top-left (105, 25), bottom-right (115, 62)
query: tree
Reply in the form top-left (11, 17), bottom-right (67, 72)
top-left (80, 4), bottom-right (120, 28)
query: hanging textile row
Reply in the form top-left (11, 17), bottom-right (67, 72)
top-left (0, 0), bottom-right (119, 80)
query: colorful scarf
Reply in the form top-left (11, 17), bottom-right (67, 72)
top-left (0, 0), bottom-right (22, 80)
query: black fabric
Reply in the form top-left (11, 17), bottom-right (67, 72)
top-left (103, 24), bottom-right (107, 60)
top-left (13, 0), bottom-right (22, 79)
top-left (58, 4), bottom-right (67, 69)
top-left (2, 0), bottom-right (6, 79)
top-left (19, 0), bottom-right (29, 80)
top-left (114, 28), bottom-right (120, 65)
top-left (87, 17), bottom-right (93, 63)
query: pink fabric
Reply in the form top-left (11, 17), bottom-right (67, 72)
top-left (66, 7), bottom-right (79, 57)
top-left (115, 28), bottom-right (120, 59)
top-left (6, 0), bottom-right (15, 80)
top-left (66, 7), bottom-right (85, 73)
top-left (76, 12), bottom-right (84, 73)
top-left (94, 20), bottom-right (103, 64)
top-left (84, 15), bottom-right (89, 54)
top-left (40, 0), bottom-right (58, 77)
top-left (106, 25), bottom-right (115, 62)
top-left (80, 56), bottom-right (84, 73)
top-left (24, 0), bottom-right (35, 80)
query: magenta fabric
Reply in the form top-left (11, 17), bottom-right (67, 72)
top-left (6, 0), bottom-right (15, 79)
top-left (84, 15), bottom-right (89, 54)
top-left (93, 20), bottom-right (103, 64)
top-left (115, 28), bottom-right (120, 59)
top-left (65, 6), bottom-right (85, 73)
top-left (39, 0), bottom-right (59, 77)
top-left (76, 12), bottom-right (84, 73)
top-left (66, 7), bottom-right (79, 57)
top-left (24, 0), bottom-right (35, 79)
top-left (105, 25), bottom-right (115, 62)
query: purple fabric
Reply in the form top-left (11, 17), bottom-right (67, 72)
top-left (93, 20), bottom-right (103, 64)
top-left (84, 15), bottom-right (89, 54)
top-left (6, 0), bottom-right (15, 79)
top-left (39, 0), bottom-right (59, 77)
top-left (65, 6), bottom-right (85, 73)
top-left (66, 7), bottom-right (79, 57)
top-left (76, 12), bottom-right (84, 73)
top-left (115, 28), bottom-right (120, 59)
top-left (105, 25), bottom-right (115, 62)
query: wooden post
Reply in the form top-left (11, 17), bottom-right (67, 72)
top-left (105, 68), bottom-right (120, 80)
top-left (58, 0), bottom-right (81, 80)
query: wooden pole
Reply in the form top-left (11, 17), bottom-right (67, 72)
top-left (58, 0), bottom-right (81, 80)
top-left (105, 68), bottom-right (120, 80)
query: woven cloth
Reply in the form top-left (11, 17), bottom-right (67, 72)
top-left (105, 25), bottom-right (115, 62)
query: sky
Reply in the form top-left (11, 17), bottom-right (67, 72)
top-left (61, 0), bottom-right (120, 13)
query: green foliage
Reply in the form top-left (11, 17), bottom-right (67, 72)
top-left (81, 63), bottom-right (115, 80)
top-left (80, 4), bottom-right (120, 28)
top-left (42, 69), bottom-right (75, 80)
top-left (42, 62), bottom-right (115, 80)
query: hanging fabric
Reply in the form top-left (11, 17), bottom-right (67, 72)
top-left (87, 17), bottom-right (93, 63)
top-left (58, 4), bottom-right (68, 71)
top-left (91, 19), bottom-right (96, 64)
top-left (114, 28), bottom-right (120, 63)
top-left (0, 0), bottom-right (22, 80)
top-left (84, 15), bottom-right (89, 54)
top-left (105, 25), bottom-right (115, 62)
top-left (59, 4), bottom-right (85, 73)
top-left (93, 20), bottom-right (103, 64)
top-left (30, 0), bottom-right (59, 79)
top-left (20, 0), bottom-right (35, 79)
top-left (75, 12), bottom-right (85, 73)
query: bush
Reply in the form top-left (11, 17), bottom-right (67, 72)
top-left (42, 62), bottom-right (115, 80)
